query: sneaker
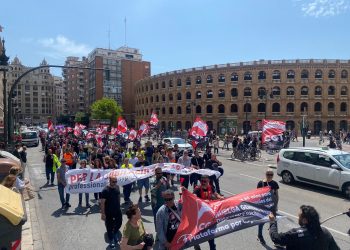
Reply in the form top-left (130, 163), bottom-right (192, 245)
top-left (109, 239), bottom-right (116, 249)
top-left (138, 196), bottom-right (142, 203)
top-left (65, 203), bottom-right (71, 208)
top-left (144, 195), bottom-right (150, 202)
top-left (257, 236), bottom-right (266, 245)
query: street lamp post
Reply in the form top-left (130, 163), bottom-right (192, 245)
top-left (0, 38), bottom-right (9, 149)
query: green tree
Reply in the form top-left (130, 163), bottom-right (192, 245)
top-left (74, 112), bottom-right (90, 126)
top-left (90, 98), bottom-right (122, 125)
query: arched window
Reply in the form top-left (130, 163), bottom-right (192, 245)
top-left (146, 85), bottom-right (149, 92)
top-left (301, 102), bottom-right (308, 112)
top-left (162, 107), bottom-right (166, 115)
top-left (328, 102), bottom-right (335, 112)
top-left (244, 71), bottom-right (252, 81)
top-left (156, 95), bottom-right (159, 102)
top-left (258, 87), bottom-right (266, 98)
top-left (258, 71), bottom-right (266, 80)
top-left (231, 104), bottom-right (238, 113)
top-left (207, 105), bottom-right (213, 113)
top-left (155, 82), bottom-right (159, 89)
top-left (244, 87), bottom-right (252, 97)
top-left (177, 78), bottom-right (182, 87)
top-left (169, 107), bottom-right (173, 114)
top-left (287, 103), bottom-right (294, 112)
top-left (287, 70), bottom-right (295, 79)
top-left (231, 72), bottom-right (238, 81)
top-left (340, 102), bottom-right (347, 112)
top-left (196, 105), bottom-right (201, 113)
top-left (150, 84), bottom-right (153, 90)
top-left (218, 104), bottom-right (225, 113)
top-left (244, 103), bottom-right (251, 112)
top-left (340, 120), bottom-right (348, 131)
top-left (315, 86), bottom-right (322, 96)
top-left (186, 104), bottom-right (191, 114)
top-left (301, 69), bottom-right (309, 79)
top-left (218, 89), bottom-right (225, 98)
top-left (162, 94), bottom-right (165, 101)
top-left (145, 97), bottom-right (148, 104)
top-left (218, 74), bottom-right (225, 83)
top-left (196, 91), bottom-right (202, 99)
top-left (258, 103), bottom-right (266, 112)
top-left (207, 90), bottom-right (213, 98)
top-left (231, 88), bottom-right (238, 97)
top-left (272, 70), bottom-right (281, 80)
top-left (177, 106), bottom-right (182, 114)
top-left (301, 86), bottom-right (309, 95)
top-left (341, 70), bottom-right (348, 79)
top-left (328, 70), bottom-right (335, 79)
top-left (196, 76), bottom-right (202, 84)
top-left (185, 121), bottom-right (191, 130)
top-left (315, 69), bottom-right (323, 79)
top-left (177, 93), bottom-right (182, 100)
top-left (150, 96), bottom-right (153, 103)
top-left (186, 77), bottom-right (191, 86)
top-left (286, 86), bottom-right (295, 96)
top-left (169, 93), bottom-right (173, 101)
top-left (162, 81), bottom-right (166, 88)
top-left (206, 75), bottom-right (213, 83)
top-left (272, 86), bottom-right (280, 96)
top-left (186, 92), bottom-right (191, 99)
top-left (272, 103), bottom-right (280, 112)
top-left (341, 86), bottom-right (348, 95)
top-left (328, 86), bottom-right (335, 95)
top-left (169, 80), bottom-right (173, 87)
top-left (314, 102), bottom-right (322, 112)
top-left (176, 121), bottom-right (182, 129)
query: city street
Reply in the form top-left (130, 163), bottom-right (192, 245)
top-left (24, 137), bottom-right (350, 250)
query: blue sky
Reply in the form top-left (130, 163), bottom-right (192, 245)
top-left (2, 0), bottom-right (350, 76)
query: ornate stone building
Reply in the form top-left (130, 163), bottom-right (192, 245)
top-left (135, 59), bottom-right (350, 135)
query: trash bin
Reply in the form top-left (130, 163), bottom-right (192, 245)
top-left (0, 185), bottom-right (27, 250)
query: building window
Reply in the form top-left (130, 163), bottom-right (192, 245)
top-left (286, 103), bottom-right (294, 112)
top-left (150, 84), bottom-right (153, 90)
top-left (162, 94), bottom-right (165, 101)
top-left (272, 70), bottom-right (281, 80)
top-left (218, 74), bottom-right (225, 83)
top-left (169, 94), bottom-right (173, 101)
top-left (315, 86), bottom-right (322, 96)
top-left (272, 87), bottom-right (280, 96)
top-left (196, 91), bottom-right (202, 99)
top-left (196, 76), bottom-right (202, 84)
top-left (196, 105), bottom-right (201, 113)
top-left (231, 88), bottom-right (238, 97)
top-left (258, 87), bottom-right (266, 98)
top-left (150, 96), bottom-right (153, 103)
top-left (207, 105), bottom-right (213, 113)
top-left (314, 102), bottom-right (322, 112)
top-left (177, 79), bottom-right (182, 87)
top-left (176, 121), bottom-right (182, 129)
top-left (244, 103), bottom-right (251, 112)
top-left (162, 107), bottom-right (165, 114)
top-left (315, 69), bottom-right (323, 79)
top-left (341, 102), bottom-right (347, 112)
top-left (328, 86), bottom-right (335, 95)
top-left (177, 106), bottom-right (182, 114)
top-left (231, 104), bottom-right (238, 113)
top-left (301, 69), bottom-right (309, 79)
top-left (177, 93), bottom-right (182, 100)
top-left (169, 80), bottom-right (173, 88)
top-left (156, 95), bottom-right (159, 102)
top-left (231, 72), bottom-right (238, 82)
top-left (328, 102), bottom-right (335, 112)
top-left (341, 86), bottom-right (348, 95)
top-left (286, 86), bottom-right (295, 96)
top-left (218, 89), bottom-right (225, 98)
top-left (244, 71), bottom-right (252, 81)
top-left (169, 107), bottom-right (173, 114)
top-left (301, 86), bottom-right (309, 95)
top-left (272, 103), bottom-right (280, 112)
top-left (186, 105), bottom-right (191, 114)
top-left (162, 81), bottom-right (165, 88)
top-left (258, 71), bottom-right (266, 80)
top-left (207, 90), bottom-right (213, 98)
top-left (218, 104), bottom-right (225, 113)
top-left (146, 85), bottom-right (148, 92)
top-left (301, 102), bottom-right (308, 112)
top-left (341, 70), bottom-right (348, 79)
top-left (258, 103), bottom-right (265, 112)
top-left (206, 75), bottom-right (213, 83)
top-left (156, 82), bottom-right (159, 89)
top-left (244, 87), bottom-right (252, 97)
top-left (186, 92), bottom-right (191, 99)
top-left (328, 70), bottom-right (335, 79)
top-left (186, 77), bottom-right (191, 86)
top-left (287, 70), bottom-right (295, 79)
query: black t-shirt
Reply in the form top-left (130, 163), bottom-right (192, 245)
top-left (135, 160), bottom-right (149, 168)
top-left (45, 154), bottom-right (54, 168)
top-left (257, 180), bottom-right (279, 193)
top-left (101, 186), bottom-right (121, 216)
top-left (191, 156), bottom-right (204, 169)
top-left (166, 206), bottom-right (181, 242)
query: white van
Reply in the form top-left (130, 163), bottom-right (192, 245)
top-left (21, 130), bottom-right (39, 147)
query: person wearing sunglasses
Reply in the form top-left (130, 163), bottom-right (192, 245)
top-left (256, 168), bottom-right (279, 245)
top-left (101, 176), bottom-right (123, 249)
top-left (155, 189), bottom-right (182, 250)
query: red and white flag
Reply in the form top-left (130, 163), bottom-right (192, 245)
top-left (74, 123), bottom-right (81, 137)
top-left (190, 117), bottom-right (208, 138)
top-left (86, 132), bottom-right (95, 140)
top-left (95, 135), bottom-right (104, 147)
top-left (79, 124), bottom-right (86, 130)
top-left (48, 119), bottom-right (54, 132)
top-left (110, 127), bottom-right (118, 135)
top-left (150, 112), bottom-right (159, 126)
top-left (128, 129), bottom-right (137, 141)
top-left (117, 117), bottom-right (128, 133)
top-left (66, 127), bottom-right (73, 133)
top-left (137, 121), bottom-right (150, 139)
top-left (261, 119), bottom-right (286, 143)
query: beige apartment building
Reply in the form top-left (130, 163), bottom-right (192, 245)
top-left (53, 76), bottom-right (67, 117)
top-left (135, 59), bottom-right (350, 135)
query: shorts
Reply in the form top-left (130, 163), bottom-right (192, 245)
top-left (137, 178), bottom-right (150, 189)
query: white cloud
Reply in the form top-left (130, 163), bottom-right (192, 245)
top-left (38, 35), bottom-right (91, 59)
top-left (300, 0), bottom-right (350, 17)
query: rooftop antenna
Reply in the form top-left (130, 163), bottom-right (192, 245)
top-left (108, 23), bottom-right (111, 50)
top-left (124, 17), bottom-right (127, 47)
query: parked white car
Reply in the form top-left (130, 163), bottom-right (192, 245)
top-left (21, 130), bottom-right (39, 147)
top-left (277, 147), bottom-right (350, 198)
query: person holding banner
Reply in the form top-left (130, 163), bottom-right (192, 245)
top-left (135, 155), bottom-right (151, 203)
top-left (177, 150), bottom-right (192, 189)
top-left (78, 160), bottom-right (91, 208)
top-left (121, 158), bottom-right (134, 205)
top-left (56, 158), bottom-right (71, 209)
top-left (101, 176), bottom-right (123, 249)
top-left (204, 154), bottom-right (223, 195)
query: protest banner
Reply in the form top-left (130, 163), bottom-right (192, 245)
top-left (65, 163), bottom-right (220, 194)
top-left (262, 119), bottom-right (286, 150)
top-left (171, 187), bottom-right (279, 249)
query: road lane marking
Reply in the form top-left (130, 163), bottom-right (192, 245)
top-left (239, 173), bottom-right (261, 180)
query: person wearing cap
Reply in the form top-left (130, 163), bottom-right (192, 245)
top-left (56, 158), bottom-right (71, 209)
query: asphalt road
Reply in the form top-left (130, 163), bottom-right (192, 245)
top-left (26, 138), bottom-right (350, 250)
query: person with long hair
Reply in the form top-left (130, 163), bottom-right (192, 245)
top-left (269, 205), bottom-right (340, 249)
